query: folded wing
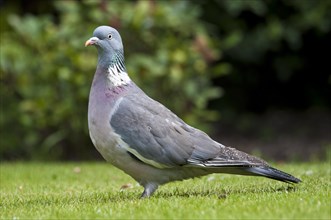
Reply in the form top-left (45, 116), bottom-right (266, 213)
top-left (110, 89), bottom-right (267, 169)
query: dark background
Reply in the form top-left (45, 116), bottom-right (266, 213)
top-left (1, 0), bottom-right (330, 161)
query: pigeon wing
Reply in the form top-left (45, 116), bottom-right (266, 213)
top-left (110, 90), bottom-right (267, 169)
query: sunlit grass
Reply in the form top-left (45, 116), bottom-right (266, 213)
top-left (0, 162), bottom-right (330, 219)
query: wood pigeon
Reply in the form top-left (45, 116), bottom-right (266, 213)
top-left (85, 26), bottom-right (301, 198)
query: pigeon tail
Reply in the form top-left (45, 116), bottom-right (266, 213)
top-left (243, 166), bottom-right (301, 183)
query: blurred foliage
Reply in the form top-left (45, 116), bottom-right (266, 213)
top-left (195, 0), bottom-right (331, 113)
top-left (0, 0), bottom-right (222, 160)
top-left (0, 0), bottom-right (330, 160)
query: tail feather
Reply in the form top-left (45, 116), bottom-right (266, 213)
top-left (187, 158), bottom-right (301, 183)
top-left (244, 166), bottom-right (301, 183)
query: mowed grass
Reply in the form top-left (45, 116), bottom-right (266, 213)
top-left (0, 162), bottom-right (330, 219)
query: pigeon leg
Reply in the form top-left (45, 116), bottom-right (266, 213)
top-left (140, 183), bottom-right (158, 198)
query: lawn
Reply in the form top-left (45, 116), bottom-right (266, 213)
top-left (0, 162), bottom-right (330, 219)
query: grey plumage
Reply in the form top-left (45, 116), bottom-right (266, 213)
top-left (85, 26), bottom-right (301, 198)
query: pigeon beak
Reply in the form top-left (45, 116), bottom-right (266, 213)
top-left (85, 37), bottom-right (99, 47)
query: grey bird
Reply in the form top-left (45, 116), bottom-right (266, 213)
top-left (85, 26), bottom-right (301, 198)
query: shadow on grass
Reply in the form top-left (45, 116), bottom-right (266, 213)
top-left (155, 184), bottom-right (299, 199)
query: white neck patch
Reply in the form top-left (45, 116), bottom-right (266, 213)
top-left (107, 64), bottom-right (131, 87)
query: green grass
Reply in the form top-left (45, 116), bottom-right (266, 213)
top-left (0, 162), bottom-right (330, 219)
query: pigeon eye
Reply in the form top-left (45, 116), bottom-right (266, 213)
top-left (108, 34), bottom-right (112, 39)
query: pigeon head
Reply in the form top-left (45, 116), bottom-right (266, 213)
top-left (85, 26), bottom-right (123, 51)
top-left (86, 26), bottom-right (130, 86)
top-left (85, 26), bottom-right (125, 68)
